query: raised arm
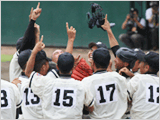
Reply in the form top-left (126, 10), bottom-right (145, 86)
top-left (25, 35), bottom-right (44, 78)
top-left (101, 14), bottom-right (119, 48)
top-left (19, 2), bottom-right (42, 53)
top-left (65, 22), bottom-right (76, 54)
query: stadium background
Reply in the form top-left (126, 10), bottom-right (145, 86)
top-left (1, 1), bottom-right (159, 81)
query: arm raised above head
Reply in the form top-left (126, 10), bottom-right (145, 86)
top-left (65, 22), bottom-right (76, 54)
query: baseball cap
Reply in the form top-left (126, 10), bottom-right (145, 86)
top-left (142, 51), bottom-right (159, 70)
top-left (88, 41), bottom-right (108, 49)
top-left (133, 48), bottom-right (145, 62)
top-left (92, 48), bottom-right (111, 68)
top-left (116, 47), bottom-right (137, 69)
top-left (16, 37), bottom-right (23, 51)
top-left (18, 49), bottom-right (50, 69)
top-left (57, 52), bottom-right (74, 73)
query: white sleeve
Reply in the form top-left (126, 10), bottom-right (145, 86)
top-left (30, 71), bottom-right (47, 98)
top-left (127, 75), bottom-right (139, 100)
top-left (12, 84), bottom-right (22, 108)
top-left (83, 84), bottom-right (94, 107)
top-left (9, 52), bottom-right (22, 82)
top-left (140, 18), bottom-right (146, 27)
top-left (145, 8), bottom-right (152, 20)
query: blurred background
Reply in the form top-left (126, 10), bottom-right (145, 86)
top-left (1, 1), bottom-right (152, 48)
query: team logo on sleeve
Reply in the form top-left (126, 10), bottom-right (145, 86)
top-left (36, 73), bottom-right (42, 76)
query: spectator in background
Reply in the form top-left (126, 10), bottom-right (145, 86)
top-left (145, 1), bottom-right (159, 50)
top-left (119, 8), bottom-right (146, 49)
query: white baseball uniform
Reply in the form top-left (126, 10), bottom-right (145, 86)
top-left (127, 74), bottom-right (159, 119)
top-left (82, 71), bottom-right (128, 119)
top-left (1, 79), bottom-right (22, 119)
top-left (30, 71), bottom-right (94, 119)
top-left (9, 51), bottom-right (22, 82)
top-left (17, 69), bottom-right (59, 119)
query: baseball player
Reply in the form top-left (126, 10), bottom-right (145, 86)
top-left (82, 48), bottom-right (128, 119)
top-left (1, 79), bottom-right (22, 119)
top-left (127, 51), bottom-right (159, 119)
top-left (24, 37), bottom-right (94, 119)
top-left (9, 2), bottom-right (41, 82)
top-left (17, 49), bottom-right (58, 119)
top-left (99, 14), bottom-right (138, 80)
top-left (119, 48), bottom-right (145, 77)
top-left (87, 41), bottom-right (112, 72)
top-left (11, 4), bottom-right (58, 119)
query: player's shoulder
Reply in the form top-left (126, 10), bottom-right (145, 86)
top-left (82, 73), bottom-right (99, 84)
top-left (1, 79), bottom-right (18, 92)
top-left (131, 73), bottom-right (158, 84)
top-left (108, 71), bottom-right (126, 79)
top-left (1, 79), bottom-right (14, 86)
top-left (46, 69), bottom-right (59, 78)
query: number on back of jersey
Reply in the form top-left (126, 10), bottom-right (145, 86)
top-left (95, 82), bottom-right (118, 105)
top-left (23, 88), bottom-right (41, 107)
top-left (146, 83), bottom-right (159, 105)
top-left (52, 87), bottom-right (77, 108)
top-left (1, 89), bottom-right (11, 109)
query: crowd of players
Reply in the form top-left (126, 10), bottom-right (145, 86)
top-left (1, 3), bottom-right (159, 119)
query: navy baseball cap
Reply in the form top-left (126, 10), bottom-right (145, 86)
top-left (142, 51), bottom-right (159, 70)
top-left (92, 48), bottom-right (111, 68)
top-left (18, 49), bottom-right (50, 69)
top-left (88, 41), bottom-right (108, 49)
top-left (57, 52), bottom-right (74, 73)
top-left (16, 37), bottom-right (23, 51)
top-left (133, 48), bottom-right (145, 62)
top-left (116, 47), bottom-right (137, 69)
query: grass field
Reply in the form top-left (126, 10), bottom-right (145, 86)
top-left (1, 54), bottom-right (13, 62)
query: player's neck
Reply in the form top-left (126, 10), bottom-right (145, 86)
top-left (94, 68), bottom-right (106, 73)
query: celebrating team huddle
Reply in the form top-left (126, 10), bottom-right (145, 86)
top-left (1, 2), bottom-right (159, 119)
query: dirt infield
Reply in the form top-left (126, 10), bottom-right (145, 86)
top-left (1, 46), bottom-right (159, 82)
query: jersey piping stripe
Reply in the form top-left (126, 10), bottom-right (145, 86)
top-left (51, 70), bottom-right (59, 78)
top-left (16, 51), bottom-right (19, 56)
top-left (29, 72), bottom-right (36, 88)
top-left (16, 100), bottom-right (22, 107)
top-left (127, 90), bottom-right (132, 101)
top-left (88, 98), bottom-right (94, 107)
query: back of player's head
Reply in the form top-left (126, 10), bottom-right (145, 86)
top-left (116, 47), bottom-right (137, 69)
top-left (18, 49), bottom-right (31, 70)
top-left (18, 49), bottom-right (50, 70)
top-left (133, 48), bottom-right (145, 62)
top-left (57, 52), bottom-right (74, 74)
top-left (142, 51), bottom-right (159, 73)
top-left (33, 50), bottom-right (50, 73)
top-left (16, 37), bottom-right (23, 51)
top-left (92, 48), bottom-right (111, 69)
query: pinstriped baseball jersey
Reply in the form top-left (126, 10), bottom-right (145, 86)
top-left (82, 71), bottom-right (128, 119)
top-left (1, 79), bottom-right (22, 119)
top-left (30, 71), bottom-right (94, 119)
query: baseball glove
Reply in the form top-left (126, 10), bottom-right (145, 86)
top-left (71, 58), bottom-right (93, 81)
